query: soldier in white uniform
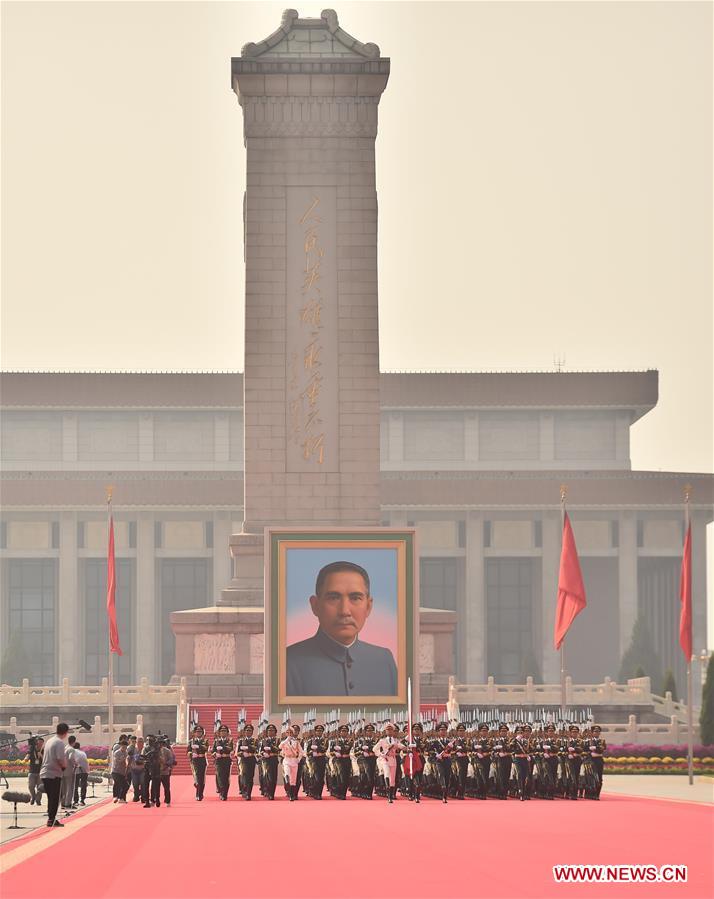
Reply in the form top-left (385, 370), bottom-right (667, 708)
top-left (373, 722), bottom-right (407, 804)
top-left (279, 725), bottom-right (305, 802)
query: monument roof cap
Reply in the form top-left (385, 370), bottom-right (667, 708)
top-left (240, 9), bottom-right (381, 60)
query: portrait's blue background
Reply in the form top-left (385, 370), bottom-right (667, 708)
top-left (285, 547), bottom-right (398, 657)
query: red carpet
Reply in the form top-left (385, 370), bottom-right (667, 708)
top-left (2, 777), bottom-right (712, 899)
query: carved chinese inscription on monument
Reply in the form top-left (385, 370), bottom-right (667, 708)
top-left (286, 187), bottom-right (338, 471)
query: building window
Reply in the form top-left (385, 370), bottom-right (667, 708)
top-left (83, 559), bottom-right (133, 685)
top-left (403, 413), bottom-right (465, 461)
top-left (638, 557), bottom-right (684, 692)
top-left (5, 559), bottom-right (56, 685)
top-left (159, 559), bottom-right (211, 682)
top-left (486, 559), bottom-right (536, 684)
top-left (420, 558), bottom-right (458, 611)
top-left (0, 412), bottom-right (63, 462)
top-left (154, 413), bottom-right (215, 462)
top-left (554, 412), bottom-right (616, 461)
top-left (77, 412), bottom-right (139, 462)
top-left (479, 412), bottom-right (540, 461)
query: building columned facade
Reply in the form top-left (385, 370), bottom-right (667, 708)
top-left (1, 370), bottom-right (711, 702)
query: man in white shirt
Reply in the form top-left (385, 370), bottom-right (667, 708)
top-left (373, 722), bottom-right (407, 804)
top-left (62, 735), bottom-right (79, 812)
top-left (40, 723), bottom-right (68, 827)
top-left (72, 742), bottom-right (90, 805)
top-left (279, 725), bottom-right (305, 801)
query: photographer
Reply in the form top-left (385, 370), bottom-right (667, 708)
top-left (25, 736), bottom-right (44, 805)
top-left (111, 736), bottom-right (129, 803)
top-left (72, 741), bottom-right (89, 806)
top-left (128, 736), bottom-right (146, 803)
top-left (158, 736), bottom-right (176, 807)
top-left (141, 735), bottom-right (162, 808)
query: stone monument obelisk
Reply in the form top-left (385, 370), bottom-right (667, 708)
top-left (172, 10), bottom-right (389, 697)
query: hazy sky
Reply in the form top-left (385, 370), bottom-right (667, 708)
top-left (2, 0), bottom-right (712, 480)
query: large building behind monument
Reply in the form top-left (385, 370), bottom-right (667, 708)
top-left (2, 370), bottom-right (712, 704)
top-left (1, 11), bottom-right (712, 710)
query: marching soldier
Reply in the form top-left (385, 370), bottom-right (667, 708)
top-left (492, 723), bottom-right (512, 800)
top-left (583, 725), bottom-right (606, 799)
top-left (279, 724), bottom-right (305, 802)
top-left (236, 723), bottom-right (258, 800)
top-left (562, 724), bottom-right (583, 800)
top-left (537, 723), bottom-right (559, 799)
top-left (304, 723), bottom-right (328, 799)
top-left (470, 723), bottom-right (492, 799)
top-left (258, 724), bottom-right (280, 800)
top-left (353, 723), bottom-right (377, 799)
top-left (402, 722), bottom-right (426, 803)
top-left (211, 724), bottom-right (234, 801)
top-left (327, 724), bottom-right (353, 800)
top-left (511, 726), bottom-right (531, 801)
top-left (187, 725), bottom-right (208, 801)
top-left (428, 722), bottom-right (454, 804)
top-left (451, 722), bottom-right (470, 800)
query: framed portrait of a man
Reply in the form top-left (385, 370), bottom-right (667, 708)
top-left (264, 528), bottom-right (417, 710)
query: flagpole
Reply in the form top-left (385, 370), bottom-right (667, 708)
top-left (684, 485), bottom-right (693, 786)
top-left (106, 486), bottom-right (114, 754)
top-left (560, 485), bottom-right (567, 716)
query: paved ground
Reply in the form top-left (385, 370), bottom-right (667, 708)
top-left (0, 780), bottom-right (111, 845)
top-left (2, 777), bottom-right (713, 899)
top-left (603, 774), bottom-right (713, 803)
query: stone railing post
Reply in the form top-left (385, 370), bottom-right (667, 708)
top-left (22, 678), bottom-right (30, 703)
top-left (101, 677), bottom-right (108, 704)
top-left (136, 714), bottom-right (144, 738)
top-left (663, 691), bottom-right (673, 716)
top-left (627, 714), bottom-right (637, 743)
top-left (140, 677), bottom-right (150, 703)
top-left (671, 715), bottom-right (680, 743)
top-left (10, 717), bottom-right (18, 739)
top-left (93, 716), bottom-right (102, 745)
top-left (62, 677), bottom-right (70, 703)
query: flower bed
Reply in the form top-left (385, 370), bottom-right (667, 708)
top-left (0, 743), bottom-right (109, 762)
top-left (604, 745), bottom-right (714, 775)
top-left (0, 758), bottom-right (108, 776)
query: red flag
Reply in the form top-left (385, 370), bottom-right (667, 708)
top-left (554, 512), bottom-right (587, 649)
top-left (107, 515), bottom-right (122, 656)
top-left (679, 523), bottom-right (692, 661)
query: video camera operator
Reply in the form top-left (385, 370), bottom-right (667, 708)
top-left (40, 723), bottom-right (69, 827)
top-left (141, 735), bottom-right (162, 808)
top-left (24, 735), bottom-right (45, 805)
top-left (158, 735), bottom-right (176, 807)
